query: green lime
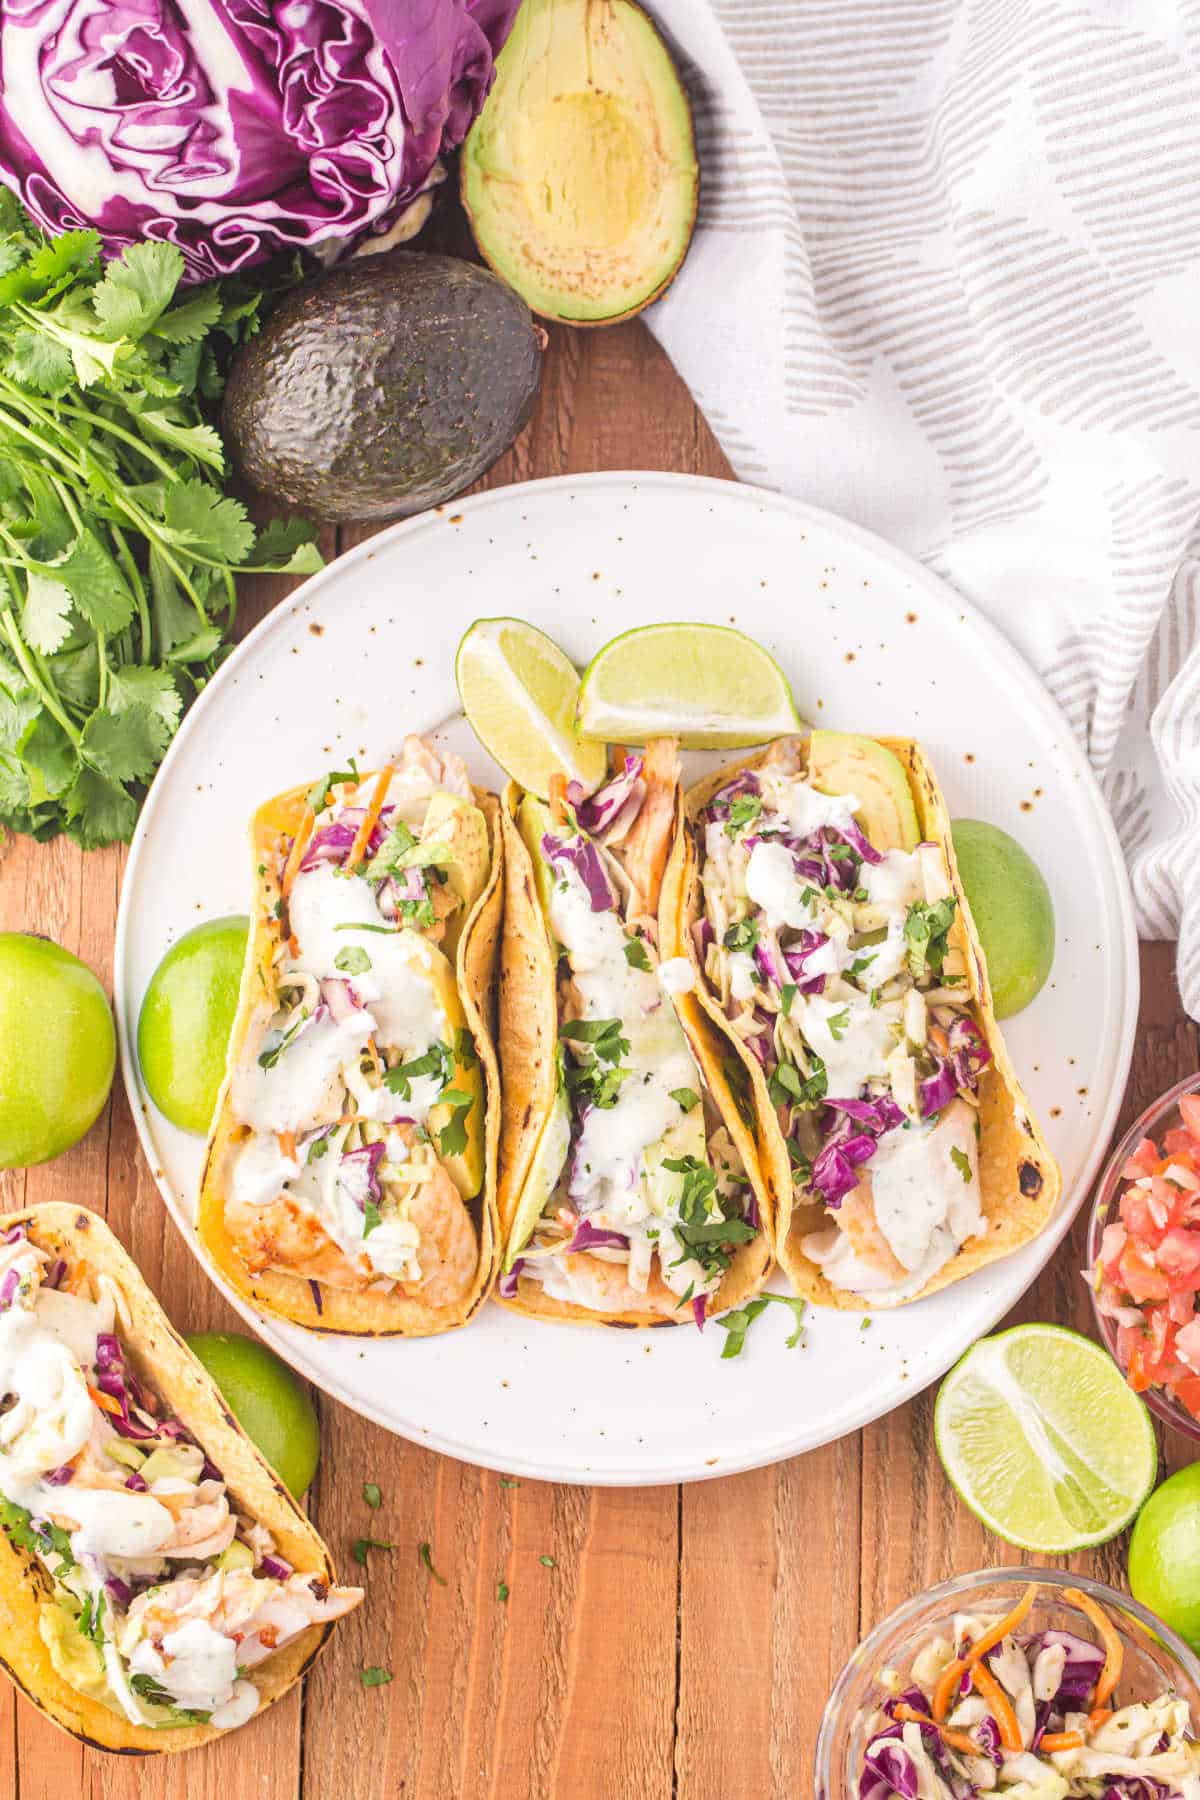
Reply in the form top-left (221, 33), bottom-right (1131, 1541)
top-left (186, 1331), bottom-right (320, 1499)
top-left (138, 916), bottom-right (248, 1135)
top-left (575, 622), bottom-right (800, 747)
top-left (951, 820), bottom-right (1055, 1019)
top-left (455, 616), bottom-right (608, 800)
top-left (934, 1324), bottom-right (1157, 1552)
top-left (1129, 1466), bottom-right (1200, 1650)
top-left (0, 934), bottom-right (115, 1169)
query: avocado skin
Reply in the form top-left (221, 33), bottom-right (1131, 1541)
top-left (221, 251), bottom-right (543, 523)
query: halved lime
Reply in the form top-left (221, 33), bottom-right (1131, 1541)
top-left (934, 1324), bottom-right (1157, 1552)
top-left (575, 623), bottom-right (800, 747)
top-left (456, 617), bottom-right (608, 799)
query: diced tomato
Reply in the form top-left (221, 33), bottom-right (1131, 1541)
top-left (1168, 1287), bottom-right (1197, 1326)
top-left (1170, 1374), bottom-right (1200, 1420)
top-left (1118, 1240), bottom-right (1171, 1303)
top-left (1163, 1127), bottom-right (1197, 1160)
top-left (1156, 1228), bottom-right (1200, 1287)
top-left (1125, 1334), bottom-right (1156, 1392)
top-left (1175, 1317), bottom-right (1200, 1374)
top-left (1123, 1137), bottom-right (1162, 1180)
top-left (1178, 1093), bottom-right (1200, 1139)
top-left (1098, 1221), bottom-right (1127, 1280)
top-left (1121, 1183), bottom-right (1168, 1247)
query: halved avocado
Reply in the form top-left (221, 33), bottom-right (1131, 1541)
top-left (461, 0), bottom-right (698, 326)
top-left (808, 731), bottom-right (920, 852)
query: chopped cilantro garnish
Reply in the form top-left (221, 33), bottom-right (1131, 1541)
top-left (780, 982), bottom-right (797, 1016)
top-left (669, 1087), bottom-right (700, 1112)
top-left (846, 954), bottom-right (876, 979)
top-left (257, 1012), bottom-right (307, 1070)
top-left (768, 1056), bottom-right (827, 1110)
top-left (352, 1537), bottom-right (392, 1566)
top-left (539, 1555), bottom-right (556, 1569)
top-left (723, 918), bottom-right (759, 954)
top-left (623, 936), bottom-right (652, 972)
top-left (716, 1292), bottom-right (807, 1359)
top-left (826, 1007), bottom-right (850, 1042)
top-left (363, 1482), bottom-right (382, 1509)
top-left (827, 843), bottom-right (855, 862)
top-left (560, 1018), bottom-right (629, 1062)
top-left (384, 1041), bottom-right (453, 1098)
top-left (435, 1089), bottom-right (474, 1158)
top-left (362, 1198), bottom-right (382, 1238)
top-left (499, 1478), bottom-right (520, 1489)
top-left (497, 1581), bottom-right (510, 1602)
top-left (950, 1145), bottom-right (973, 1184)
top-left (306, 766), bottom-right (358, 813)
top-left (455, 1028), bottom-right (478, 1069)
top-left (419, 1541), bottom-right (447, 1585)
top-left (725, 795), bottom-right (763, 837)
top-left (363, 819), bottom-right (416, 879)
top-left (307, 1133), bottom-right (331, 1164)
top-left (361, 1666), bottom-right (393, 1689)
top-left (903, 897), bottom-right (958, 981)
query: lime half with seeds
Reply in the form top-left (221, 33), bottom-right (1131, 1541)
top-left (456, 617), bottom-right (608, 799)
top-left (574, 622), bottom-right (800, 747)
top-left (934, 1324), bottom-right (1157, 1552)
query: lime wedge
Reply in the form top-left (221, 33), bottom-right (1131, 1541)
top-left (575, 623), bottom-right (800, 747)
top-left (456, 617), bottom-right (608, 798)
top-left (934, 1324), bottom-right (1157, 1552)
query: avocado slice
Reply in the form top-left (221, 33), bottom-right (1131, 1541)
top-left (405, 792), bottom-right (491, 959)
top-left (462, 0), bottom-right (698, 326)
top-left (807, 730), bottom-right (920, 853)
top-left (505, 1081), bottom-right (572, 1269)
top-left (39, 1605), bottom-right (109, 1706)
top-left (517, 793), bottom-right (559, 928)
top-left (402, 935), bottom-right (486, 1200)
top-left (221, 251), bottom-right (542, 524)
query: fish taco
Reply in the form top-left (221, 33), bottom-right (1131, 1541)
top-left (0, 1203), bottom-right (360, 1752)
top-left (497, 739), bottom-right (774, 1327)
top-left (666, 731), bottom-right (1059, 1309)
top-left (200, 736), bottom-right (503, 1335)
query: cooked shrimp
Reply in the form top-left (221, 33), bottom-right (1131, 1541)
top-left (224, 1193), bottom-right (373, 1290)
top-left (398, 1153), bottom-right (478, 1307)
top-left (620, 736), bottom-right (680, 916)
top-left (835, 1183), bottom-right (908, 1283)
top-left (554, 1251), bottom-right (685, 1318)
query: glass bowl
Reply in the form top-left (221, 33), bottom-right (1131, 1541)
top-left (814, 1566), bottom-right (1200, 1797)
top-left (1086, 1069), bottom-right (1200, 1445)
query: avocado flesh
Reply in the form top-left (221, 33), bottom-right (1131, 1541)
top-left (399, 935), bottom-right (485, 1200)
top-left (407, 792), bottom-right (490, 959)
top-left (506, 1082), bottom-right (571, 1267)
top-left (462, 0), bottom-right (698, 325)
top-left (221, 250), bottom-right (542, 524)
top-left (807, 730), bottom-right (920, 853)
top-left (517, 793), bottom-right (560, 928)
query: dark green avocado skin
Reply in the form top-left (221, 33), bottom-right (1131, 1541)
top-left (221, 250), bottom-right (543, 523)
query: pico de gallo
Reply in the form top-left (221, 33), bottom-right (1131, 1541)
top-left (1092, 1091), bottom-right (1200, 1420)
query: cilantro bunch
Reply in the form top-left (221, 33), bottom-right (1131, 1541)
top-left (0, 198), bottom-right (321, 847)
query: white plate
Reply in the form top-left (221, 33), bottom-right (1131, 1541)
top-left (115, 473), bottom-right (1139, 1486)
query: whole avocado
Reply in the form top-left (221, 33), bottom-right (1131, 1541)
top-left (221, 250), bottom-right (543, 523)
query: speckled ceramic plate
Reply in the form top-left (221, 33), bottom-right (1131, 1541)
top-left (115, 474), bottom-right (1139, 1485)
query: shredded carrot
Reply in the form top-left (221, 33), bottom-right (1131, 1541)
top-left (347, 764), bottom-right (394, 871)
top-left (970, 1659), bottom-right (1023, 1753)
top-left (366, 1036), bottom-right (383, 1078)
top-left (67, 1259), bottom-right (92, 1295)
top-left (892, 1704), bottom-right (979, 1757)
top-left (1087, 1707), bottom-right (1113, 1730)
top-left (1039, 1730), bottom-right (1084, 1752)
top-left (548, 773), bottom-right (569, 827)
top-left (932, 1583), bottom-right (1039, 1720)
top-left (1064, 1587), bottom-right (1123, 1709)
top-left (88, 1385), bottom-right (121, 1416)
top-left (280, 810), bottom-right (315, 901)
top-left (277, 1131), bottom-right (297, 1161)
top-left (929, 1024), bottom-right (950, 1057)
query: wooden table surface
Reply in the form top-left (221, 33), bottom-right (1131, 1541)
top-left (0, 317), bottom-right (1196, 1800)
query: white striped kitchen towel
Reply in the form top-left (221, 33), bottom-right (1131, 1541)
top-left (648, 0), bottom-right (1200, 1016)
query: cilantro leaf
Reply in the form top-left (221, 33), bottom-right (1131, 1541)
top-left (30, 529), bottom-right (135, 636)
top-left (904, 898), bottom-right (958, 981)
top-left (161, 478), bottom-right (254, 560)
top-left (149, 285), bottom-right (223, 345)
top-left (363, 1482), bottom-right (382, 1509)
top-left (91, 241), bottom-right (184, 340)
top-left (623, 936), bottom-right (652, 972)
top-left (335, 945), bottom-right (372, 976)
top-left (80, 704), bottom-right (163, 784)
top-left (106, 665), bottom-right (182, 743)
top-left (62, 767), bottom-right (138, 848)
top-left (723, 918), bottom-right (759, 954)
top-left (725, 794), bottom-right (763, 837)
top-left (669, 1088), bottom-right (700, 1112)
top-left (252, 516), bottom-right (324, 573)
top-left (21, 572), bottom-right (72, 654)
top-left (418, 1541), bottom-right (447, 1585)
top-left (352, 1536), bottom-right (392, 1566)
top-left (5, 329), bottom-right (73, 395)
top-left (361, 1666), bottom-right (393, 1689)
top-left (950, 1145), bottom-right (973, 1184)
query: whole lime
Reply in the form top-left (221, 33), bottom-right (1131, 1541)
top-left (138, 915), bottom-right (248, 1135)
top-left (0, 934), bottom-right (115, 1168)
top-left (186, 1331), bottom-right (320, 1499)
top-left (951, 819), bottom-right (1055, 1019)
top-left (1129, 1464), bottom-right (1200, 1650)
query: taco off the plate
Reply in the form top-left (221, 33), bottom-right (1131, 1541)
top-left (666, 730), bottom-right (1060, 1309)
top-left (199, 736), bottom-right (503, 1335)
top-left (0, 1204), bottom-right (360, 1752)
top-left (496, 740), bottom-right (775, 1326)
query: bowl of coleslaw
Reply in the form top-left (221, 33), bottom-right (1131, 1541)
top-left (814, 1566), bottom-right (1200, 1797)
top-left (1088, 1073), bottom-right (1200, 1447)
